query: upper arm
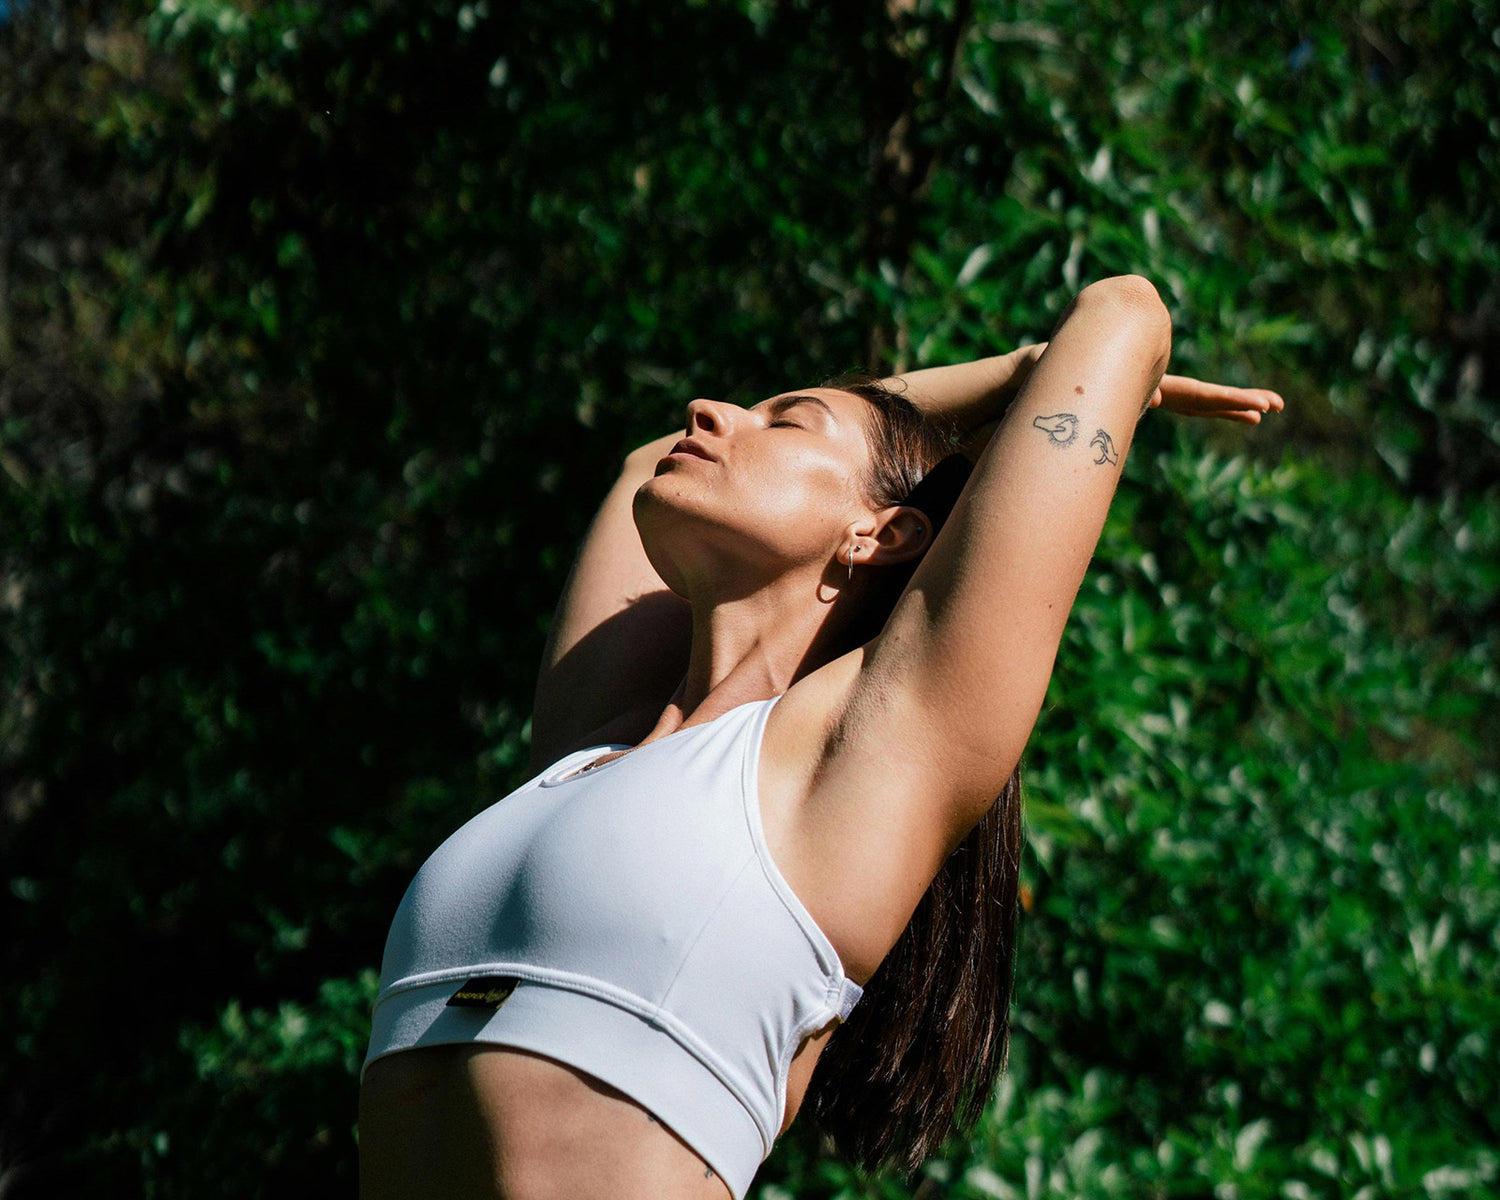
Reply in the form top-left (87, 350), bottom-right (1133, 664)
top-left (825, 277), bottom-right (1172, 835)
top-left (529, 432), bottom-right (691, 771)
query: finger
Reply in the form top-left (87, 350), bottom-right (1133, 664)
top-left (1161, 376), bottom-right (1281, 412)
top-left (1191, 383), bottom-right (1270, 410)
top-left (1158, 374), bottom-right (1208, 400)
top-left (1235, 390), bottom-right (1283, 413)
top-left (1174, 407), bottom-right (1262, 424)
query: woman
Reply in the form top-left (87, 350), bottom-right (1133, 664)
top-left (358, 275), bottom-right (1282, 1200)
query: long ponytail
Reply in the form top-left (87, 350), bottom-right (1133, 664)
top-left (804, 769), bottom-right (1023, 1170)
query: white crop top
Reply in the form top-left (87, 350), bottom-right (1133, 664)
top-left (362, 695), bottom-right (863, 1199)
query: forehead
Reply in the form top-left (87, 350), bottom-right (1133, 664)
top-left (753, 387), bottom-right (872, 423)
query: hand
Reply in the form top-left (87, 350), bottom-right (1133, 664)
top-left (995, 342), bottom-right (1047, 403)
top-left (1147, 374), bottom-right (1284, 425)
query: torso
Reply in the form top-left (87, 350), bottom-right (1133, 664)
top-left (359, 1046), bottom-right (731, 1200)
top-left (358, 682), bottom-right (871, 1200)
top-left (358, 1029), bottom-right (835, 1199)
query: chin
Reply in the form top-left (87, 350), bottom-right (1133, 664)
top-left (634, 470), bottom-right (716, 525)
top-left (633, 480), bottom-right (703, 584)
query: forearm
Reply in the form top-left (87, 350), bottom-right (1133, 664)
top-left (881, 351), bottom-right (1033, 435)
top-left (991, 278), bottom-right (1170, 473)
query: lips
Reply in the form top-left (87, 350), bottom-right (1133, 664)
top-left (668, 438), bottom-right (716, 463)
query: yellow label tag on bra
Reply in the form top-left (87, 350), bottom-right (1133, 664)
top-left (446, 976), bottom-right (519, 1009)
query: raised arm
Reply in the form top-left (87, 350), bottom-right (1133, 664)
top-left (529, 432), bottom-right (691, 771)
top-left (819, 277), bottom-right (1172, 849)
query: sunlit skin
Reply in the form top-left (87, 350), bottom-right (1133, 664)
top-left (359, 387), bottom-right (896, 1200)
top-left (630, 388), bottom-right (932, 716)
top-left (638, 390), bottom-right (904, 592)
top-left (358, 277), bottom-right (1283, 1200)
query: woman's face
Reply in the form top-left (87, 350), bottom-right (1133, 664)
top-left (633, 387), bottom-right (881, 595)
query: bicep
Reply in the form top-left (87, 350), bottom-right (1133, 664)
top-left (529, 432), bottom-right (691, 770)
top-left (847, 279), bottom-right (1171, 825)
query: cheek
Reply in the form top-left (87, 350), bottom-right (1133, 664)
top-left (737, 452), bottom-right (864, 540)
top-left (636, 449), bottom-right (867, 561)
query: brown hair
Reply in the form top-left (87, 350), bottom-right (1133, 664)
top-left (803, 375), bottom-right (1026, 1172)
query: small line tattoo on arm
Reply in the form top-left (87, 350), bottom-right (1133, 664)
top-left (1090, 428), bottom-right (1120, 466)
top-left (705, 1166), bottom-right (717, 1179)
top-left (1033, 413), bottom-right (1079, 447)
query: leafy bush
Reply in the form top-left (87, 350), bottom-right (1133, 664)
top-left (0, 0), bottom-right (1493, 1196)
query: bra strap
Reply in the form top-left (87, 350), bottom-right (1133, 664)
top-left (835, 977), bottom-right (863, 1019)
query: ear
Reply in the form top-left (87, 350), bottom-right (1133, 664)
top-left (850, 505), bottom-right (931, 568)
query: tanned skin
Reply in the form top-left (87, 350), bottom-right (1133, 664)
top-left (359, 276), bottom-right (1282, 1200)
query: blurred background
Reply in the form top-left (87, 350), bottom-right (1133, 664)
top-left (1, 0), bottom-right (1496, 1195)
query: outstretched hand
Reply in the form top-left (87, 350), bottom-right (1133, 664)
top-left (1148, 374), bottom-right (1284, 424)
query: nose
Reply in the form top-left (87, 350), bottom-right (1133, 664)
top-left (685, 397), bottom-right (736, 437)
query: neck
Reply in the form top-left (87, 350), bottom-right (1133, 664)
top-left (643, 567), bottom-right (851, 742)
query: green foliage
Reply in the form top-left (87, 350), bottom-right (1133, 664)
top-left (0, 0), bottom-right (1495, 1196)
top-left (124, 972), bottom-right (378, 1195)
top-left (753, 447), bottom-right (1499, 1200)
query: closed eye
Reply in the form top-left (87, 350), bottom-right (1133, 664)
top-left (758, 393), bottom-right (836, 430)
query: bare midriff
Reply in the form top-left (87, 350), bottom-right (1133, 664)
top-left (358, 1044), bottom-right (735, 1200)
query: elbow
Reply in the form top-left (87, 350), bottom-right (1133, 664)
top-left (1079, 272), bottom-right (1167, 315)
top-left (1077, 274), bottom-right (1172, 366)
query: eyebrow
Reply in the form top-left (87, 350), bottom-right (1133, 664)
top-left (764, 394), bottom-right (837, 422)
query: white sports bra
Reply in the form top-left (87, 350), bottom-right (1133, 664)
top-left (362, 695), bottom-right (863, 1199)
